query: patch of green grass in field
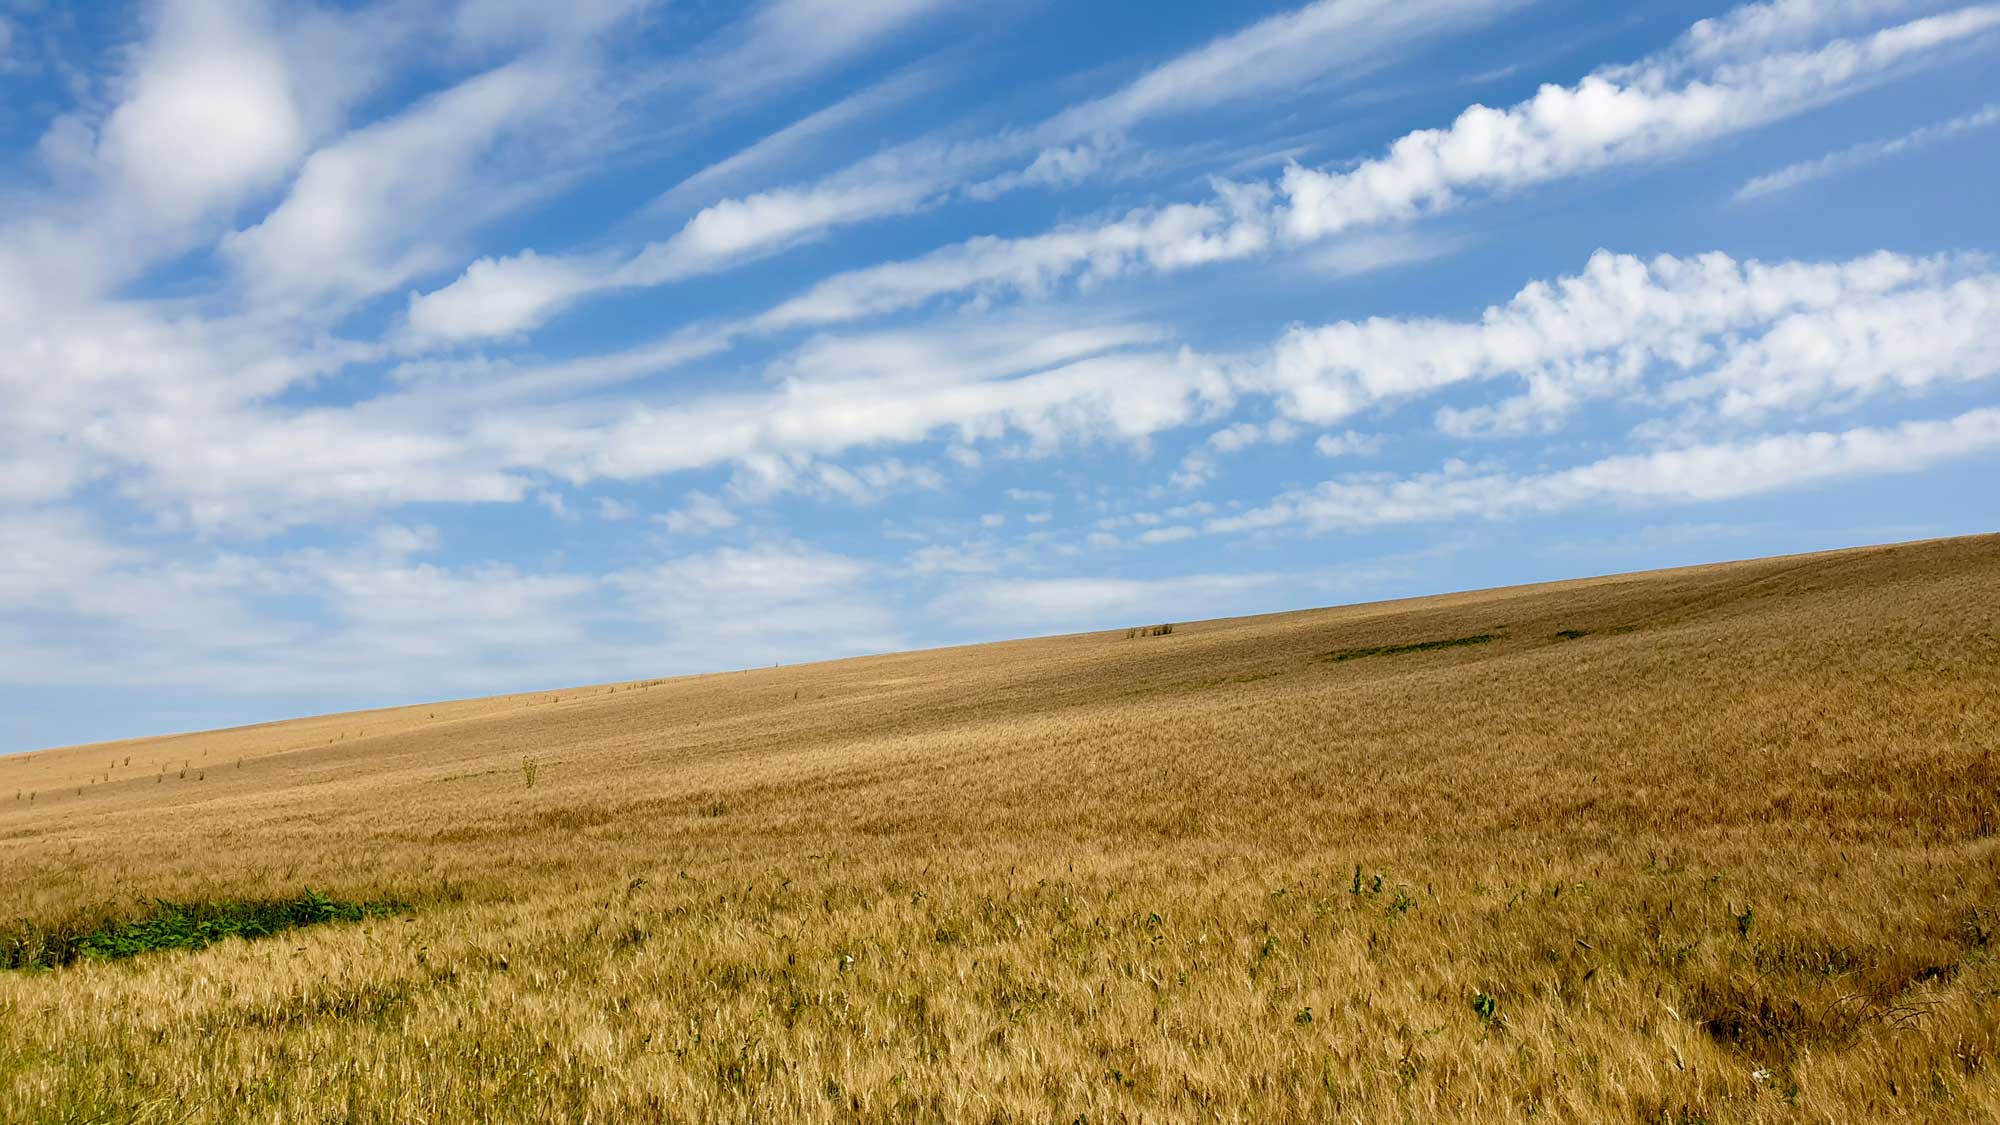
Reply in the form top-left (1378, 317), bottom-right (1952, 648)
top-left (1322, 633), bottom-right (1500, 662)
top-left (2, 889), bottom-right (407, 970)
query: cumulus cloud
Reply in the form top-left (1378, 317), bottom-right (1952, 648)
top-left (1279, 5), bottom-right (2000, 240)
top-left (1252, 248), bottom-right (1987, 434)
top-left (1662, 271), bottom-right (2000, 418)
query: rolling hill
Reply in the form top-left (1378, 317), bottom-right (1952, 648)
top-left (4, 534), bottom-right (1997, 1122)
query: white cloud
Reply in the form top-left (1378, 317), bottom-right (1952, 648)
top-left (0, 518), bottom-right (902, 704)
top-left (516, 338), bottom-right (1231, 491)
top-left (1304, 231), bottom-right (1469, 278)
top-left (655, 491), bottom-right (740, 535)
top-left (1212, 406), bottom-right (2000, 533)
top-left (95, 0), bottom-right (309, 228)
top-left (405, 162), bottom-right (951, 344)
top-left (759, 185), bottom-right (1276, 330)
top-left (1173, 417), bottom-right (1301, 488)
top-left (932, 571), bottom-right (1279, 630)
top-left (1256, 248), bottom-right (1973, 433)
top-left (612, 540), bottom-right (902, 660)
top-left (1669, 0), bottom-right (1927, 68)
top-left (405, 0), bottom-right (1522, 343)
top-left (405, 0), bottom-right (1985, 351)
top-left (224, 56), bottom-right (582, 301)
top-left (905, 540), bottom-right (1009, 575)
top-left (750, 5), bottom-right (1996, 333)
top-left (1662, 271), bottom-right (2000, 419)
top-left (397, 0), bottom-right (969, 344)
top-left (786, 457), bottom-right (946, 506)
top-left (655, 66), bottom-right (941, 211)
top-left (1315, 430), bottom-right (1385, 457)
top-left (640, 178), bottom-right (944, 278)
top-left (97, 404), bottom-right (536, 535)
top-left (1279, 6), bottom-right (2000, 242)
top-left (448, 0), bottom-right (652, 52)
top-left (404, 249), bottom-right (617, 345)
top-left (1053, 0), bottom-right (1525, 136)
top-left (0, 513), bottom-right (598, 693)
top-left (391, 328), bottom-right (734, 403)
top-left (687, 0), bottom-right (955, 107)
top-left (1736, 101), bottom-right (2000, 197)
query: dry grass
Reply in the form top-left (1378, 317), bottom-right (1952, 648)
top-left (3, 533), bottom-right (1998, 1122)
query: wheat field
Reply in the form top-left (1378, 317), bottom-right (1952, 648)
top-left (2, 534), bottom-right (1997, 1123)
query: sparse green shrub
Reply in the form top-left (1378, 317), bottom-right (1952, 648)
top-left (1471, 991), bottom-right (1498, 1023)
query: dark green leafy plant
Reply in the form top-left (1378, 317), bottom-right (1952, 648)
top-left (3, 889), bottom-right (407, 970)
top-left (1471, 991), bottom-right (1498, 1022)
top-left (1323, 633), bottom-right (1498, 662)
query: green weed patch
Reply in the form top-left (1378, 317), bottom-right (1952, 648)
top-left (1322, 633), bottom-right (1499, 662)
top-left (3, 889), bottom-right (407, 970)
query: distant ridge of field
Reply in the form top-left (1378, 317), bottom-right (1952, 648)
top-left (4, 533), bottom-right (1998, 1122)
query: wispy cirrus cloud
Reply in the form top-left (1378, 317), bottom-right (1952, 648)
top-left (738, 6), bottom-right (2000, 337)
top-left (1735, 101), bottom-right (2000, 197)
top-left (1210, 406), bottom-right (2000, 534)
top-left (402, 0), bottom-right (1527, 345)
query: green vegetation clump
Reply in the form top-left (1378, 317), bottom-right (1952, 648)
top-left (3, 889), bottom-right (407, 971)
top-left (1323, 633), bottom-right (1499, 662)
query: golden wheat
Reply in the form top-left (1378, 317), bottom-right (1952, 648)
top-left (2, 534), bottom-right (1996, 1122)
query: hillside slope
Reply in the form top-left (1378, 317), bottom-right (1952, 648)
top-left (4, 534), bottom-right (1998, 1122)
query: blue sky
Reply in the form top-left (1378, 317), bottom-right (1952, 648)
top-left (1, 0), bottom-right (1996, 752)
